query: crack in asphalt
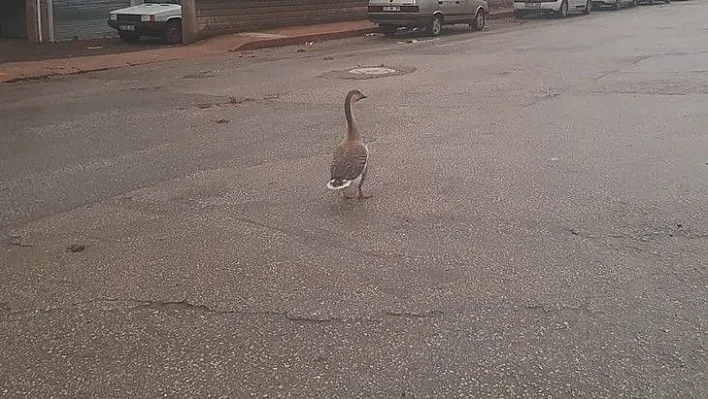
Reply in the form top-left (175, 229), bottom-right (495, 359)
top-left (521, 89), bottom-right (564, 108)
top-left (2, 297), bottom-right (603, 324)
top-left (596, 54), bottom-right (653, 80)
top-left (565, 225), bottom-right (708, 242)
top-left (0, 297), bottom-right (444, 324)
top-left (183, 92), bottom-right (287, 110)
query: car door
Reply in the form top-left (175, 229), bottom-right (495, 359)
top-left (464, 0), bottom-right (482, 18)
top-left (438, 0), bottom-right (464, 22)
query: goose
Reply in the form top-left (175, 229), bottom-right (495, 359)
top-left (327, 89), bottom-right (372, 200)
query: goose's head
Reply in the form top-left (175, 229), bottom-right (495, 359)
top-left (347, 89), bottom-right (367, 103)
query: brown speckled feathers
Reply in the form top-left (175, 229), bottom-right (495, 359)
top-left (328, 139), bottom-right (368, 189)
top-left (326, 90), bottom-right (372, 199)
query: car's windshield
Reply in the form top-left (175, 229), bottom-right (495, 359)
top-left (145, 0), bottom-right (181, 4)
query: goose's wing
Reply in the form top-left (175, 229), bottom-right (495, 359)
top-left (329, 141), bottom-right (368, 186)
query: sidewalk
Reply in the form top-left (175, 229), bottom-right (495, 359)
top-left (0, 9), bottom-right (513, 84)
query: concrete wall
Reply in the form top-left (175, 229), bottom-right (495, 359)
top-left (25, 0), bottom-right (51, 42)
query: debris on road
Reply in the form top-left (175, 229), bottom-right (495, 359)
top-left (7, 234), bottom-right (32, 248)
top-left (67, 244), bottom-right (85, 253)
top-left (182, 70), bottom-right (217, 79)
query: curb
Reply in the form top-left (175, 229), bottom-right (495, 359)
top-left (234, 27), bottom-right (379, 52)
top-left (0, 27), bottom-right (379, 84)
top-left (234, 10), bottom-right (514, 51)
top-left (489, 10), bottom-right (514, 20)
top-left (1, 11), bottom-right (515, 84)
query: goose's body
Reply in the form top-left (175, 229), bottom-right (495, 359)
top-left (327, 141), bottom-right (369, 190)
top-left (327, 89), bottom-right (372, 199)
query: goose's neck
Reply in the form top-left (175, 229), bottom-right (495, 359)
top-left (345, 96), bottom-right (359, 140)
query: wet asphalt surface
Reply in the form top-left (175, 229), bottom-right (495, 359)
top-left (1, 2), bottom-right (706, 397)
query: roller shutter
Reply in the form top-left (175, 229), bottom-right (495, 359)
top-left (53, 0), bottom-right (133, 41)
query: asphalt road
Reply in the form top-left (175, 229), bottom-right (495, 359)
top-left (1, 2), bottom-right (707, 397)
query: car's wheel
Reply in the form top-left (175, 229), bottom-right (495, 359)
top-left (584, 0), bottom-right (592, 14)
top-left (163, 19), bottom-right (182, 45)
top-left (119, 32), bottom-right (140, 44)
top-left (557, 0), bottom-right (569, 17)
top-left (379, 24), bottom-right (398, 36)
top-left (471, 9), bottom-right (486, 30)
top-left (430, 14), bottom-right (443, 36)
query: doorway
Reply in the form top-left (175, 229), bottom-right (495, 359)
top-left (0, 0), bottom-right (28, 39)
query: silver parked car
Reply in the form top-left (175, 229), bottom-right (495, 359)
top-left (591, 0), bottom-right (636, 10)
top-left (368, 0), bottom-right (490, 37)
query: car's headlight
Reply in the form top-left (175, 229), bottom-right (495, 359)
top-left (141, 14), bottom-right (151, 22)
top-left (109, 14), bottom-right (117, 20)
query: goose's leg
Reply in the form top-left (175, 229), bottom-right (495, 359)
top-left (342, 185), bottom-right (356, 200)
top-left (357, 168), bottom-right (372, 200)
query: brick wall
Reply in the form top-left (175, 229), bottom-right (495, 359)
top-left (195, 0), bottom-right (368, 38)
top-left (186, 0), bottom-right (511, 42)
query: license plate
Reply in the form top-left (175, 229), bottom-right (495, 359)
top-left (383, 6), bottom-right (401, 11)
top-left (526, 2), bottom-right (541, 7)
top-left (119, 24), bottom-right (135, 31)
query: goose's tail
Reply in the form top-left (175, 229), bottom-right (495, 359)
top-left (327, 178), bottom-right (351, 190)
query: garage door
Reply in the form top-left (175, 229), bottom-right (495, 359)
top-left (53, 0), bottom-right (133, 41)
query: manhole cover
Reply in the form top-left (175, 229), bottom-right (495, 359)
top-left (348, 67), bottom-right (398, 75)
top-left (318, 65), bottom-right (416, 80)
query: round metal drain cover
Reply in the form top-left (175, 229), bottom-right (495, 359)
top-left (318, 65), bottom-right (416, 80)
top-left (348, 67), bottom-right (398, 75)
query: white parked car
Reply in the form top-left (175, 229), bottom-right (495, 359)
top-left (108, 0), bottom-right (182, 44)
top-left (513, 0), bottom-right (591, 18)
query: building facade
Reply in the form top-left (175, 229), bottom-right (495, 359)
top-left (1, 0), bottom-right (141, 42)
